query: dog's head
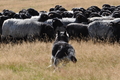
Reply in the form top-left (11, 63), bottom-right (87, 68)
top-left (55, 31), bottom-right (69, 43)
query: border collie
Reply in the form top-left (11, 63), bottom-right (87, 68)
top-left (48, 31), bottom-right (77, 71)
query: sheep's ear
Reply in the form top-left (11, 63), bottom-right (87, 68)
top-left (109, 22), bottom-right (114, 27)
top-left (118, 22), bottom-right (120, 25)
top-left (52, 19), bottom-right (55, 23)
top-left (52, 18), bottom-right (58, 22)
top-left (52, 18), bottom-right (57, 23)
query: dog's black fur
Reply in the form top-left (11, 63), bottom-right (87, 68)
top-left (49, 30), bottom-right (77, 69)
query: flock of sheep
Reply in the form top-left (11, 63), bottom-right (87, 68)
top-left (0, 4), bottom-right (120, 43)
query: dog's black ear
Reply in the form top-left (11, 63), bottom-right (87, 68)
top-left (70, 56), bottom-right (77, 63)
top-left (63, 31), bottom-right (67, 36)
top-left (64, 30), bottom-right (69, 37)
top-left (57, 30), bottom-right (60, 36)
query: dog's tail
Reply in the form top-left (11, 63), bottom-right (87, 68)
top-left (70, 56), bottom-right (77, 63)
top-left (68, 48), bottom-right (77, 63)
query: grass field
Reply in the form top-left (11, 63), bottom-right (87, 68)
top-left (0, 0), bottom-right (120, 12)
top-left (0, 0), bottom-right (120, 80)
top-left (0, 40), bottom-right (120, 80)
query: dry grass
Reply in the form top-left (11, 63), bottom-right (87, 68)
top-left (0, 40), bottom-right (120, 80)
top-left (0, 0), bottom-right (120, 80)
top-left (0, 0), bottom-right (120, 12)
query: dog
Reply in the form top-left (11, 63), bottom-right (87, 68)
top-left (48, 30), bottom-right (77, 71)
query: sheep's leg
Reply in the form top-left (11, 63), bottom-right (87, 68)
top-left (27, 35), bottom-right (34, 42)
top-left (1, 35), bottom-right (6, 43)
